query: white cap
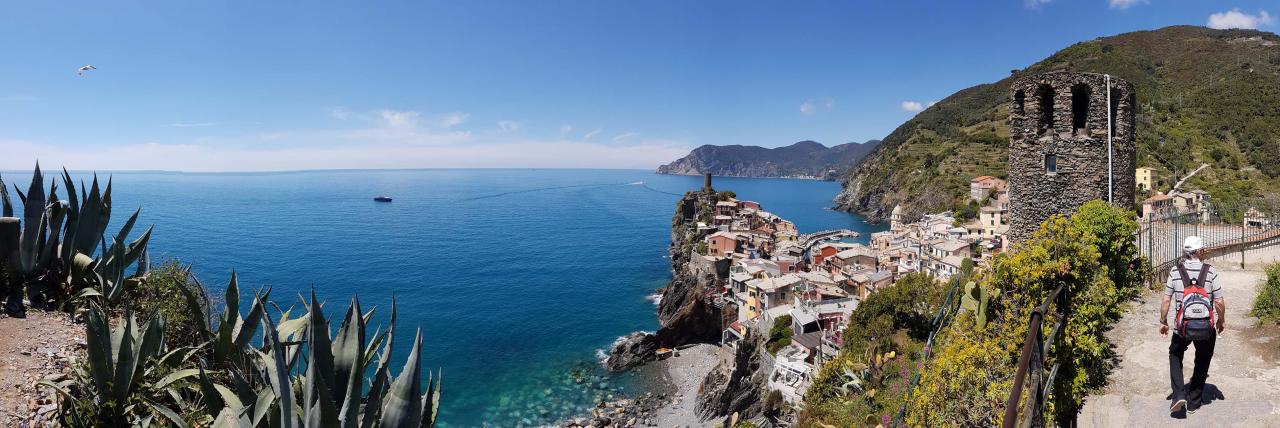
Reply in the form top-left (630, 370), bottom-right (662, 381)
top-left (1183, 236), bottom-right (1204, 253)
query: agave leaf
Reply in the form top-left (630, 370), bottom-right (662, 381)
top-left (112, 314), bottom-right (139, 402)
top-left (233, 293), bottom-right (266, 350)
top-left (380, 329), bottom-right (424, 428)
top-left (198, 368), bottom-right (227, 416)
top-left (361, 301), bottom-right (396, 428)
top-left (305, 291), bottom-right (335, 402)
top-left (84, 305), bottom-right (115, 396)
top-left (213, 406), bottom-right (253, 428)
top-left (421, 369), bottom-right (440, 428)
top-left (180, 277), bottom-right (214, 341)
top-left (303, 348), bottom-right (340, 428)
top-left (215, 272), bottom-right (242, 363)
top-left (139, 313), bottom-right (166, 362)
top-left (259, 304), bottom-right (297, 428)
top-left (277, 312), bottom-right (311, 340)
top-left (0, 173), bottom-right (11, 217)
top-left (153, 368), bottom-right (203, 390)
top-left (252, 386), bottom-right (276, 427)
top-left (142, 397), bottom-right (191, 428)
top-left (331, 298), bottom-right (365, 417)
top-left (70, 175), bottom-right (103, 257)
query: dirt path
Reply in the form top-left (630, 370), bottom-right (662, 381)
top-left (1078, 251), bottom-right (1280, 427)
top-left (0, 310), bottom-right (84, 427)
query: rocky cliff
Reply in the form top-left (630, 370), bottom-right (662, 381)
top-left (606, 189), bottom-right (728, 372)
top-left (696, 329), bottom-right (767, 423)
top-left (657, 140), bottom-right (879, 180)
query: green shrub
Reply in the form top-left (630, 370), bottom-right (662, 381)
top-left (123, 260), bottom-right (208, 350)
top-left (906, 200), bottom-right (1141, 426)
top-left (766, 315), bottom-right (794, 355)
top-left (1250, 263), bottom-right (1280, 324)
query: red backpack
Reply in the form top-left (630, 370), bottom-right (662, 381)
top-left (1174, 263), bottom-right (1216, 341)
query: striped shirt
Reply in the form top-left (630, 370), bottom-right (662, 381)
top-left (1164, 257), bottom-right (1223, 310)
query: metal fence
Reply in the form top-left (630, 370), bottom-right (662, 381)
top-left (1137, 199), bottom-right (1280, 279)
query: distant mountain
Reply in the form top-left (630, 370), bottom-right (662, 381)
top-left (656, 140), bottom-right (880, 180)
top-left (835, 26), bottom-right (1280, 222)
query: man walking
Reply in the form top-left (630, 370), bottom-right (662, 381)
top-left (1159, 236), bottom-right (1226, 414)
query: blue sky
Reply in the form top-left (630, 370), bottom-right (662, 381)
top-left (1, 0), bottom-right (1275, 171)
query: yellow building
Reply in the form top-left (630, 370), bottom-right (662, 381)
top-left (1136, 167), bottom-right (1156, 192)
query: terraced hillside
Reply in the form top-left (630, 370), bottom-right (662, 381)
top-left (836, 26), bottom-right (1280, 222)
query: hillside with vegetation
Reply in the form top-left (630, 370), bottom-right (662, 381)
top-left (802, 201), bottom-right (1141, 426)
top-left (658, 140), bottom-right (880, 180)
top-left (836, 26), bottom-right (1280, 222)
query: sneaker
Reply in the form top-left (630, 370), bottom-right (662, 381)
top-left (1171, 398), bottom-right (1187, 413)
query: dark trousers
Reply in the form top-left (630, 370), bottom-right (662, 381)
top-left (1169, 332), bottom-right (1216, 404)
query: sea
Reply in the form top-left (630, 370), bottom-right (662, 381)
top-left (20, 168), bottom-right (883, 427)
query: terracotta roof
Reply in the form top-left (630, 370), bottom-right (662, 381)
top-left (1144, 194), bottom-right (1172, 203)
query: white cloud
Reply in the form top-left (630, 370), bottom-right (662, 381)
top-left (900, 101), bottom-right (925, 113)
top-left (330, 107), bottom-right (353, 120)
top-left (0, 138), bottom-right (691, 171)
top-left (1108, 0), bottom-right (1147, 10)
top-left (497, 120), bottom-right (521, 132)
top-left (1, 108), bottom-right (693, 171)
top-left (1024, 0), bottom-right (1052, 8)
top-left (1207, 9), bottom-right (1273, 29)
top-left (559, 124), bottom-right (573, 136)
top-left (926, 101), bottom-right (938, 108)
top-left (799, 98), bottom-right (834, 115)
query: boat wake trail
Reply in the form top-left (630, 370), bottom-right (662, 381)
top-left (453, 183), bottom-right (627, 202)
top-left (638, 183), bottom-right (682, 197)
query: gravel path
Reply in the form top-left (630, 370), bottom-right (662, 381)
top-left (651, 344), bottom-right (722, 428)
top-left (0, 310), bottom-right (84, 427)
top-left (1078, 249), bottom-right (1280, 427)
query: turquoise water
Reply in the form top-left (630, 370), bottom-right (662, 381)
top-left (34, 169), bottom-right (881, 427)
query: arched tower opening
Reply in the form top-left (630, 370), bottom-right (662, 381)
top-left (1071, 84), bottom-right (1091, 135)
top-left (1036, 84), bottom-right (1055, 132)
top-left (1109, 87), bottom-right (1123, 139)
top-left (1013, 90), bottom-right (1026, 116)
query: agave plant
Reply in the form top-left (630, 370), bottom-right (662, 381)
top-left (222, 293), bottom-right (440, 428)
top-left (42, 305), bottom-right (205, 426)
top-left (0, 163), bottom-right (152, 313)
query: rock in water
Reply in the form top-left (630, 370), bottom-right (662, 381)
top-left (605, 332), bottom-right (659, 372)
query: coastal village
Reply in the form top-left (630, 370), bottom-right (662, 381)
top-left (685, 162), bottom-right (1205, 406)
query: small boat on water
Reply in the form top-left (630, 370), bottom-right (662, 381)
top-left (373, 196), bottom-right (393, 202)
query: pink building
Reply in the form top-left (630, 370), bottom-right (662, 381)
top-left (706, 231), bottom-right (739, 257)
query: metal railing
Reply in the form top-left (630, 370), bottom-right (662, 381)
top-left (1138, 200), bottom-right (1280, 280)
top-left (1002, 281), bottom-right (1066, 428)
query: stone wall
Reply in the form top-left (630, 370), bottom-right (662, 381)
top-left (1007, 72), bottom-right (1136, 242)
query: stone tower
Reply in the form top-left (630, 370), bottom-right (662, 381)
top-left (703, 173), bottom-right (713, 192)
top-left (1007, 72), bottom-right (1136, 242)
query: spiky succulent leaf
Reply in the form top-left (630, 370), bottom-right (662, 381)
top-left (331, 297), bottom-right (365, 420)
top-left (305, 291), bottom-right (335, 405)
top-left (380, 329), bottom-right (425, 428)
top-left (259, 303), bottom-right (297, 428)
top-left (112, 314), bottom-right (139, 402)
top-left (361, 301), bottom-right (396, 428)
top-left (421, 369), bottom-right (440, 428)
top-left (0, 173), bottom-right (11, 217)
top-left (84, 305), bottom-right (115, 396)
top-left (198, 368), bottom-right (227, 416)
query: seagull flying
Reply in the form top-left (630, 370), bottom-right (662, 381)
top-left (77, 65), bottom-right (96, 76)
